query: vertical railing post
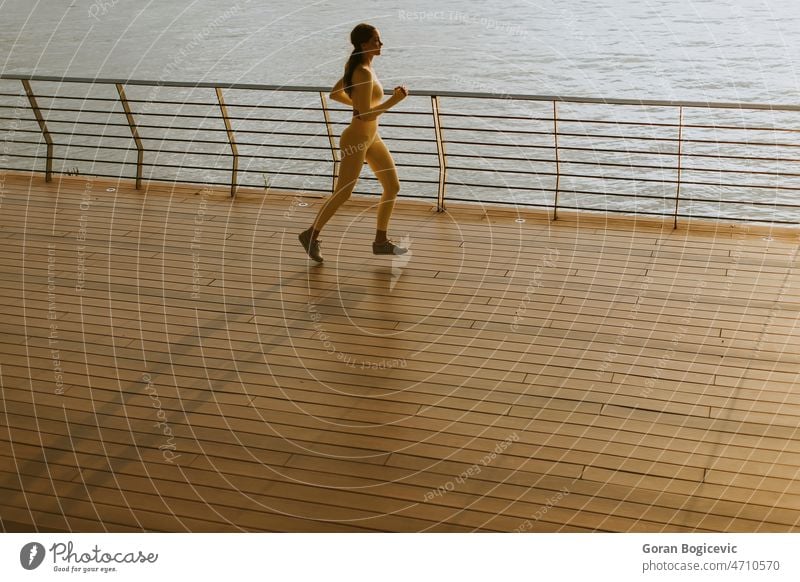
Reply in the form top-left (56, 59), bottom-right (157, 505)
top-left (673, 105), bottom-right (684, 229)
top-left (319, 92), bottom-right (339, 193)
top-left (552, 100), bottom-right (561, 221)
top-left (21, 80), bottom-right (53, 182)
top-left (116, 83), bottom-right (144, 189)
top-left (215, 87), bottom-right (238, 198)
top-left (431, 95), bottom-right (447, 212)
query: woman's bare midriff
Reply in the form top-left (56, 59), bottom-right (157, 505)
top-left (348, 115), bottom-right (378, 140)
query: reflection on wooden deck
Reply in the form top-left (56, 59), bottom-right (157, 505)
top-left (1, 171), bottom-right (799, 532)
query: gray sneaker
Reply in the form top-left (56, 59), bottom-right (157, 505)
top-left (373, 240), bottom-right (408, 255)
top-left (299, 229), bottom-right (323, 262)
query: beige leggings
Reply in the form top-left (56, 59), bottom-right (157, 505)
top-left (312, 122), bottom-right (400, 233)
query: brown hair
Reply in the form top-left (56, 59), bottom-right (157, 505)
top-left (343, 23), bottom-right (377, 96)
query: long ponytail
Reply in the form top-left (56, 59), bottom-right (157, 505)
top-left (343, 23), bottom-right (376, 96)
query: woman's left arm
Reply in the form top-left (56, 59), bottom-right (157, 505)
top-left (329, 78), bottom-right (353, 105)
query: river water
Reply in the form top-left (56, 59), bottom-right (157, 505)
top-left (3, 0), bottom-right (800, 101)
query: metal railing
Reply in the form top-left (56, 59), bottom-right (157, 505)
top-left (2, 73), bottom-right (800, 226)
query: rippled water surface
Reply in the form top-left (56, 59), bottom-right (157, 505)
top-left (3, 0), bottom-right (800, 101)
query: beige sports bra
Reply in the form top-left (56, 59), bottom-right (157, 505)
top-left (353, 74), bottom-right (384, 119)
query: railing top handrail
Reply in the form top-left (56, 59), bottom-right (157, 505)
top-left (2, 73), bottom-right (800, 113)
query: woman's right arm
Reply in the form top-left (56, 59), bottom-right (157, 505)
top-left (351, 68), bottom-right (406, 121)
top-left (329, 77), bottom-right (352, 106)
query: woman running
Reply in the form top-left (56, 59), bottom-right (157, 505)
top-left (299, 23), bottom-right (409, 263)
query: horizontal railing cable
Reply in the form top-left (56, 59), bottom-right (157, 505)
top-left (1, 73), bottom-right (799, 224)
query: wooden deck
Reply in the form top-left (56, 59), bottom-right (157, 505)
top-left (1, 171), bottom-right (799, 532)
